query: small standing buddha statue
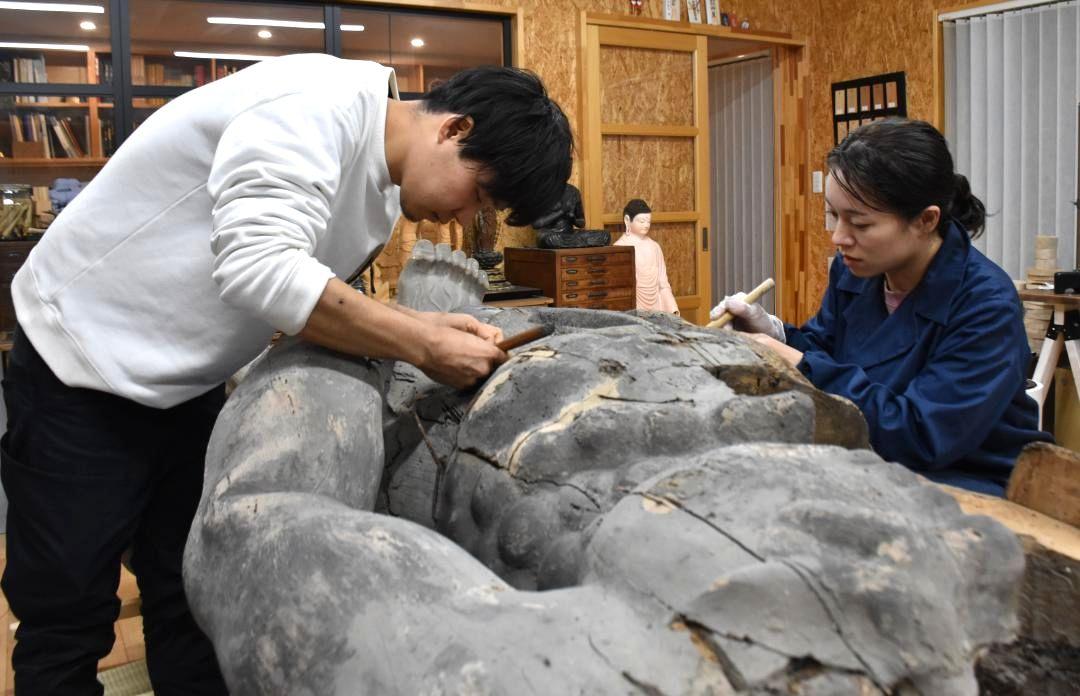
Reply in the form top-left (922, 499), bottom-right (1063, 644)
top-left (613, 198), bottom-right (679, 315)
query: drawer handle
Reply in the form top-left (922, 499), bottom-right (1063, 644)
top-left (588, 268), bottom-right (607, 275)
top-left (586, 255), bottom-right (606, 262)
top-left (566, 269), bottom-right (578, 275)
top-left (564, 256), bottom-right (578, 263)
top-left (588, 291), bottom-right (607, 299)
top-left (589, 279), bottom-right (605, 286)
top-left (6, 252), bottom-right (24, 258)
top-left (566, 280), bottom-right (579, 287)
top-left (565, 293), bottom-right (579, 299)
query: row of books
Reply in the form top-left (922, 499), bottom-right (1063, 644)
top-left (8, 113), bottom-right (88, 158)
top-left (5, 54), bottom-right (47, 104)
top-left (5, 52), bottom-right (237, 94)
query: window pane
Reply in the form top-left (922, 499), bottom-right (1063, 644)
top-left (340, 10), bottom-right (390, 64)
top-left (129, 0), bottom-right (324, 86)
top-left (1, 1), bottom-right (111, 86)
top-left (342, 9), bottom-right (504, 94)
top-left (132, 96), bottom-right (172, 132)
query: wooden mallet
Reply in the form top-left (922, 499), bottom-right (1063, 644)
top-left (707, 278), bottom-right (776, 329)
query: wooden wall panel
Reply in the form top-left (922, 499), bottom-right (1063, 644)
top-left (601, 135), bottom-right (695, 214)
top-left (600, 46), bottom-right (694, 125)
top-left (775, 45), bottom-right (812, 324)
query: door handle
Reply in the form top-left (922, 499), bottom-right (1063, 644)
top-left (702, 226), bottom-right (709, 252)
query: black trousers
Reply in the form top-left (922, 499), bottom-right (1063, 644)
top-left (1, 328), bottom-right (228, 695)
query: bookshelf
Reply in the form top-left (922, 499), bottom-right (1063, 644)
top-left (1, 0), bottom-right (512, 191)
top-left (2, 41), bottom-right (114, 186)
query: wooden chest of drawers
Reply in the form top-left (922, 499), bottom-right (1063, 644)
top-left (503, 246), bottom-right (636, 311)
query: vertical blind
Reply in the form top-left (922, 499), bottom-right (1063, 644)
top-left (943, 1), bottom-right (1080, 277)
top-left (709, 56), bottom-right (775, 312)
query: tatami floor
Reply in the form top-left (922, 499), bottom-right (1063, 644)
top-left (0, 535), bottom-right (145, 694)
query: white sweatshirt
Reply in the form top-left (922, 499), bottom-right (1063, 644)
top-left (14, 54), bottom-right (402, 408)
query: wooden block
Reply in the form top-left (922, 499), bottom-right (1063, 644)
top-left (11, 141), bottom-right (46, 159)
top-left (1034, 235), bottom-right (1058, 251)
top-left (1007, 442), bottom-right (1080, 528)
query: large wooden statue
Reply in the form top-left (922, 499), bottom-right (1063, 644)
top-left (185, 242), bottom-right (1025, 695)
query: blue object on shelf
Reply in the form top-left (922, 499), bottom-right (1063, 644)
top-left (49, 178), bottom-right (83, 214)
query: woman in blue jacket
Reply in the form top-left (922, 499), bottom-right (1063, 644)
top-left (712, 119), bottom-right (1050, 495)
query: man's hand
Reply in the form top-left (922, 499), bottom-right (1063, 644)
top-left (417, 325), bottom-right (507, 390)
top-left (747, 333), bottom-right (803, 367)
top-left (418, 311), bottom-right (504, 345)
top-left (299, 278), bottom-right (507, 391)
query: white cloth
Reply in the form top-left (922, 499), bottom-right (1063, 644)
top-left (613, 232), bottom-right (679, 313)
top-left (14, 54), bottom-right (402, 408)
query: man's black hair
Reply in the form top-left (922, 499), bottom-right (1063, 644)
top-left (422, 66), bottom-right (573, 227)
top-left (623, 198), bottom-right (651, 220)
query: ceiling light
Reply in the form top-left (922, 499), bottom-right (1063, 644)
top-left (0, 41), bottom-right (88, 51)
top-left (79, 19), bottom-right (95, 30)
top-left (207, 16), bottom-right (323, 29)
top-left (174, 50), bottom-right (272, 61)
top-left (0, 2), bottom-right (103, 12)
top-left (340, 24), bottom-right (364, 31)
top-left (410, 37), bottom-right (424, 48)
top-left (257, 29), bottom-right (272, 39)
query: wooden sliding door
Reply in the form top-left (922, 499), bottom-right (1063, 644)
top-left (581, 22), bottom-right (712, 324)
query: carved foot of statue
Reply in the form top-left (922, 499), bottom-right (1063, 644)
top-left (397, 239), bottom-right (490, 312)
top-left (537, 229), bottom-right (612, 249)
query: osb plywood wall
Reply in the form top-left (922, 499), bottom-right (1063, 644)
top-left (600, 46), bottom-right (695, 126)
top-left (602, 136), bottom-right (696, 214)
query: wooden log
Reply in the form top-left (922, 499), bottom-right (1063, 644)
top-left (941, 485), bottom-right (1080, 646)
top-left (1007, 442), bottom-right (1080, 528)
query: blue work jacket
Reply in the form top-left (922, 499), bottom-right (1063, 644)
top-left (785, 221), bottom-right (1051, 495)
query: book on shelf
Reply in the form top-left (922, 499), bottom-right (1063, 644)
top-left (9, 112), bottom-right (89, 158)
top-left (99, 118), bottom-right (115, 156)
top-left (96, 54), bottom-right (113, 85)
top-left (48, 116), bottom-right (86, 158)
top-left (10, 112), bottom-right (53, 157)
top-left (10, 54), bottom-right (47, 103)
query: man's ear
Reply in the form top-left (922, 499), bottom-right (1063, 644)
top-left (438, 115), bottom-right (474, 143)
top-left (624, 215), bottom-right (631, 227)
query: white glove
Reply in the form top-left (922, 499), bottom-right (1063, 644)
top-left (709, 293), bottom-right (786, 342)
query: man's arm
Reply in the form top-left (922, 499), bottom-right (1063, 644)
top-left (300, 277), bottom-right (506, 390)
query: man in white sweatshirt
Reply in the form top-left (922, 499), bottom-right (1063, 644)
top-left (1, 54), bottom-right (573, 695)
